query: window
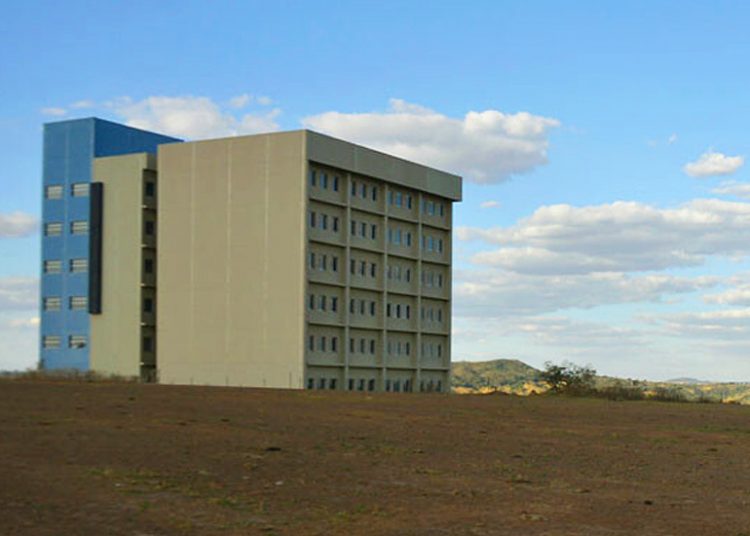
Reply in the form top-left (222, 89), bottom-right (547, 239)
top-left (309, 169), bottom-right (317, 187)
top-left (331, 297), bottom-right (338, 312)
top-left (70, 259), bottom-right (89, 274)
top-left (350, 338), bottom-right (355, 353)
top-left (348, 378), bottom-right (355, 391)
top-left (329, 378), bottom-right (337, 390)
top-left (332, 256), bottom-right (338, 272)
top-left (319, 295), bottom-right (327, 311)
top-left (372, 186), bottom-right (377, 201)
top-left (143, 336), bottom-right (153, 352)
top-left (350, 299), bottom-right (355, 314)
top-left (143, 297), bottom-right (153, 313)
top-left (44, 223), bottom-right (62, 236)
top-left (144, 258), bottom-right (154, 275)
top-left (386, 379), bottom-right (392, 392)
top-left (331, 337), bottom-right (338, 352)
top-left (309, 211), bottom-right (316, 227)
top-left (71, 220), bottom-right (89, 235)
top-left (43, 297), bottom-right (61, 312)
top-left (309, 294), bottom-right (315, 310)
top-left (351, 181), bottom-right (357, 196)
top-left (370, 339), bottom-right (375, 354)
top-left (70, 296), bottom-right (87, 311)
top-left (370, 301), bottom-right (376, 316)
top-left (309, 252), bottom-right (316, 269)
top-left (320, 336), bottom-right (327, 352)
top-left (371, 224), bottom-right (377, 240)
top-left (359, 339), bottom-right (366, 353)
top-left (350, 259), bottom-right (356, 275)
top-left (368, 379), bottom-right (375, 391)
top-left (144, 181), bottom-right (156, 198)
top-left (333, 176), bottom-right (339, 192)
top-left (44, 260), bottom-right (62, 274)
top-left (370, 263), bottom-right (377, 278)
top-left (71, 183), bottom-right (90, 197)
top-left (45, 185), bottom-right (63, 199)
top-left (332, 217), bottom-right (339, 232)
top-left (307, 378), bottom-right (314, 389)
top-left (321, 172), bottom-right (328, 189)
top-left (321, 214), bottom-right (328, 230)
top-left (406, 195), bottom-right (412, 209)
top-left (321, 255), bottom-right (328, 271)
top-left (350, 220), bottom-right (356, 235)
top-left (358, 379), bottom-right (365, 391)
top-left (360, 222), bottom-right (367, 237)
top-left (361, 183), bottom-right (367, 198)
top-left (319, 378), bottom-right (327, 390)
top-left (42, 335), bottom-right (61, 349)
top-left (69, 335), bottom-right (87, 349)
top-left (309, 335), bottom-right (314, 351)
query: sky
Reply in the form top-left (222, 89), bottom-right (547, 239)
top-left (2, 0), bottom-right (750, 381)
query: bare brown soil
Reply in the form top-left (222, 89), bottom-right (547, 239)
top-left (1, 381), bottom-right (750, 535)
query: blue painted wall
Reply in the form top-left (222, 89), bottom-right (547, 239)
top-left (40, 118), bottom-right (181, 370)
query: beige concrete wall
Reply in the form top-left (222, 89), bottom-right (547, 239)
top-left (157, 132), bottom-right (308, 388)
top-left (90, 153), bottom-right (154, 377)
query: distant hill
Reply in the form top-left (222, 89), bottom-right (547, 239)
top-left (451, 359), bottom-right (547, 395)
top-left (451, 359), bottom-right (750, 404)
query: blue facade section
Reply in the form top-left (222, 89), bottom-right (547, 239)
top-left (40, 118), bottom-right (180, 371)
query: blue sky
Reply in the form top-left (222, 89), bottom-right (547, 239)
top-left (2, 0), bottom-right (750, 380)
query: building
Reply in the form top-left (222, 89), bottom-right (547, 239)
top-left (40, 118), bottom-right (462, 392)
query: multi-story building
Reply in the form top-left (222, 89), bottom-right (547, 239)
top-left (40, 119), bottom-right (462, 392)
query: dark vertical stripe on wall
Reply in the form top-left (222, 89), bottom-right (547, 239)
top-left (88, 182), bottom-right (103, 314)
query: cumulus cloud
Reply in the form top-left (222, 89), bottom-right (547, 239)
top-left (712, 181), bottom-right (750, 200)
top-left (480, 200), bottom-right (501, 209)
top-left (0, 277), bottom-right (38, 311)
top-left (458, 199), bottom-right (750, 275)
top-left (649, 309), bottom-right (750, 340)
top-left (0, 212), bottom-right (38, 238)
top-left (454, 269), bottom-right (718, 317)
top-left (302, 99), bottom-right (560, 184)
top-left (40, 107), bottom-right (66, 117)
top-left (684, 151), bottom-right (744, 178)
top-left (109, 95), bottom-right (281, 139)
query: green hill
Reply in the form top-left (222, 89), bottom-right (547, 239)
top-left (451, 359), bottom-right (544, 393)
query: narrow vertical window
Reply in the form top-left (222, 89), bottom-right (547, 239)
top-left (332, 256), bottom-right (338, 272)
top-left (331, 296), bottom-right (338, 312)
top-left (309, 294), bottom-right (315, 310)
top-left (333, 176), bottom-right (339, 191)
top-left (309, 169), bottom-right (317, 187)
top-left (310, 211), bottom-right (316, 227)
top-left (371, 224), bottom-right (377, 240)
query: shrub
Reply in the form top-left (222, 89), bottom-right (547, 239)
top-left (540, 361), bottom-right (596, 395)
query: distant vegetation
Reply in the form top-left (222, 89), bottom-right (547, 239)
top-left (451, 359), bottom-right (750, 405)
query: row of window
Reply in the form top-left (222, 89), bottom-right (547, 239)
top-left (42, 335), bottom-right (87, 349)
top-left (43, 296), bottom-right (87, 311)
top-left (308, 294), bottom-right (339, 313)
top-left (43, 259), bottom-right (88, 274)
top-left (351, 219), bottom-right (377, 240)
top-left (44, 183), bottom-right (89, 199)
top-left (387, 302), bottom-right (411, 320)
top-left (422, 235), bottom-right (444, 253)
top-left (387, 228), bottom-right (413, 247)
top-left (306, 377), bottom-right (444, 392)
top-left (387, 264), bottom-right (412, 282)
top-left (309, 211), bottom-right (340, 232)
top-left (309, 170), bottom-right (341, 192)
top-left (422, 307), bottom-right (444, 323)
top-left (44, 221), bottom-right (89, 236)
top-left (351, 259), bottom-right (377, 278)
top-left (309, 252), bottom-right (339, 272)
top-left (307, 335), bottom-right (382, 355)
top-left (309, 169), bottom-right (447, 218)
top-left (310, 299), bottom-right (414, 320)
top-left (422, 271), bottom-right (445, 288)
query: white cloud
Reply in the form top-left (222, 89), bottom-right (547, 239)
top-left (302, 98), bottom-right (560, 184)
top-left (479, 200), bottom-right (501, 209)
top-left (40, 107), bottom-right (66, 117)
top-left (0, 212), bottom-right (38, 238)
top-left (229, 94), bottom-right (251, 109)
top-left (668, 133), bottom-right (678, 145)
top-left (109, 95), bottom-right (281, 140)
top-left (712, 181), bottom-right (750, 200)
top-left (459, 199), bottom-right (750, 275)
top-left (70, 100), bottom-right (95, 109)
top-left (0, 277), bottom-right (38, 311)
top-left (256, 96), bottom-right (273, 106)
top-left (684, 151), bottom-right (744, 178)
top-left (649, 309), bottom-right (750, 340)
top-left (6, 316), bottom-right (39, 329)
top-left (454, 269), bottom-right (718, 317)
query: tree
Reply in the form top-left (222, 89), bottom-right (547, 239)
top-left (540, 361), bottom-right (596, 394)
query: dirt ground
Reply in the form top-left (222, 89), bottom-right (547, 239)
top-left (1, 381), bottom-right (749, 535)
